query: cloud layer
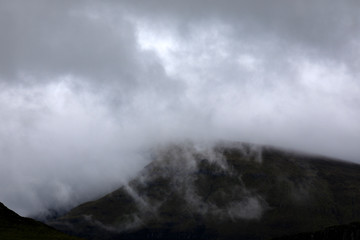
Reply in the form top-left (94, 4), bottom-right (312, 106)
top-left (0, 0), bottom-right (359, 216)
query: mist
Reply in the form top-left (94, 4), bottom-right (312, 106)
top-left (0, 0), bottom-right (359, 216)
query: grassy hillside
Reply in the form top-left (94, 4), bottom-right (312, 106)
top-left (0, 202), bottom-right (82, 240)
top-left (51, 143), bottom-right (360, 240)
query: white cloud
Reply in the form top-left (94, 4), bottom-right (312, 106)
top-left (0, 0), bottom-right (359, 216)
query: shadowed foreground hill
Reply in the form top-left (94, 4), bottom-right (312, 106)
top-left (0, 202), bottom-right (82, 240)
top-left (51, 142), bottom-right (360, 240)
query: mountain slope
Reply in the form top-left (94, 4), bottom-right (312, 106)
top-left (51, 142), bottom-right (360, 240)
top-left (0, 202), bottom-right (82, 240)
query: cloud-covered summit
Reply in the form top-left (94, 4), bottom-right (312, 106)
top-left (0, 0), bottom-right (359, 216)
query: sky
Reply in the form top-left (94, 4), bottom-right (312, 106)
top-left (0, 0), bottom-right (359, 216)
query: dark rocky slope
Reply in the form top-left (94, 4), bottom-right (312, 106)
top-left (50, 142), bottom-right (360, 240)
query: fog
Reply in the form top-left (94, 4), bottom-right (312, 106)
top-left (0, 0), bottom-right (359, 216)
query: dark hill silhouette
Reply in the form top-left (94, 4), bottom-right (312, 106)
top-left (0, 202), bottom-right (81, 240)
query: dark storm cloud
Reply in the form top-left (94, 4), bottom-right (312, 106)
top-left (0, 1), bottom-right (135, 81)
top-left (0, 0), bottom-right (359, 216)
top-left (0, 0), bottom-right (182, 104)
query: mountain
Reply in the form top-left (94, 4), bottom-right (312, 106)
top-left (50, 142), bottom-right (360, 240)
top-left (0, 202), bottom-right (82, 240)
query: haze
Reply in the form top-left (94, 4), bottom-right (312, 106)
top-left (0, 0), bottom-right (359, 216)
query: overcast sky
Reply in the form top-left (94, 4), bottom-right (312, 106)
top-left (0, 0), bottom-right (359, 216)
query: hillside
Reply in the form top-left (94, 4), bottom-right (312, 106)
top-left (0, 202), bottom-right (82, 240)
top-left (50, 142), bottom-right (360, 240)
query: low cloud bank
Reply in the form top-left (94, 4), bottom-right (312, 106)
top-left (0, 0), bottom-right (359, 216)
